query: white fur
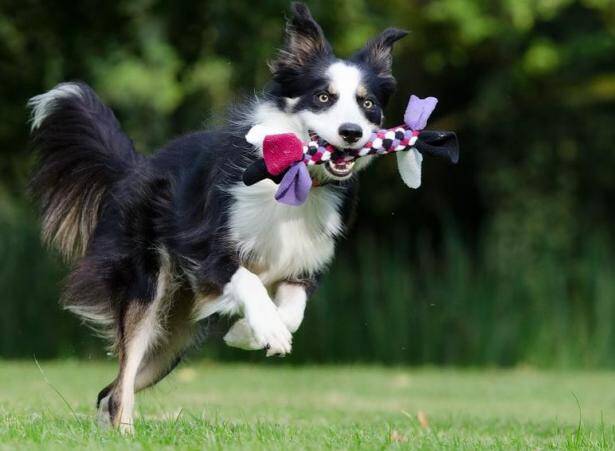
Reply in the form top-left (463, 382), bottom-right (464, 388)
top-left (247, 101), bottom-right (309, 152)
top-left (191, 267), bottom-right (292, 355)
top-left (223, 319), bottom-right (262, 350)
top-left (296, 62), bottom-right (376, 150)
top-left (64, 304), bottom-right (114, 327)
top-left (228, 180), bottom-right (343, 286)
top-left (191, 292), bottom-right (239, 322)
top-left (274, 283), bottom-right (307, 333)
top-left (28, 83), bottom-right (83, 130)
top-left (215, 267), bottom-right (292, 355)
top-left (245, 62), bottom-right (379, 183)
top-left (221, 62), bottom-right (379, 352)
top-left (116, 324), bottom-right (151, 434)
top-left (223, 283), bottom-right (307, 351)
top-left (110, 264), bottom-right (169, 433)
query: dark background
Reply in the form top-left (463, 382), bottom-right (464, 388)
top-left (1, 0), bottom-right (614, 366)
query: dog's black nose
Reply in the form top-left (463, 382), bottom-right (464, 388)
top-left (338, 123), bottom-right (363, 144)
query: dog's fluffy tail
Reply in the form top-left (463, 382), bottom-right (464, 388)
top-left (28, 82), bottom-right (140, 261)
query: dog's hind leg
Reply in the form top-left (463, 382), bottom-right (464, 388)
top-left (133, 295), bottom-right (198, 392)
top-left (97, 269), bottom-right (170, 433)
top-left (108, 301), bottom-right (163, 433)
top-left (133, 330), bottom-right (195, 392)
top-left (97, 307), bottom-right (194, 430)
top-left (96, 380), bottom-right (116, 427)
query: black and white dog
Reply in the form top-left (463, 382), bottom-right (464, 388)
top-left (28, 2), bottom-right (406, 432)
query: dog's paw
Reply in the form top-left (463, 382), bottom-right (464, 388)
top-left (119, 421), bottom-right (135, 435)
top-left (246, 304), bottom-right (292, 357)
top-left (96, 393), bottom-right (112, 428)
top-left (224, 319), bottom-right (262, 350)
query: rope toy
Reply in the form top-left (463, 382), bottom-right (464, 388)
top-left (243, 95), bottom-right (459, 205)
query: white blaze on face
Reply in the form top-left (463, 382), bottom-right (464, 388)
top-left (297, 62), bottom-right (376, 149)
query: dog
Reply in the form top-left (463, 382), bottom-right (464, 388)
top-left (27, 2), bottom-right (406, 432)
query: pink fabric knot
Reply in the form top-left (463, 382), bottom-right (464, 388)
top-left (262, 133), bottom-right (304, 176)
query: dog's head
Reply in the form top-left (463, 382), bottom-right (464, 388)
top-left (268, 2), bottom-right (407, 180)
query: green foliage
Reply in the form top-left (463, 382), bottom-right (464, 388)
top-left (292, 231), bottom-right (615, 367)
top-left (2, 203), bottom-right (615, 367)
top-left (0, 0), bottom-right (614, 365)
top-left (0, 203), bottom-right (99, 358)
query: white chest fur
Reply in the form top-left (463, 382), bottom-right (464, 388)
top-left (228, 180), bottom-right (343, 285)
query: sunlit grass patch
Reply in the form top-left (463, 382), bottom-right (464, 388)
top-left (1, 361), bottom-right (614, 449)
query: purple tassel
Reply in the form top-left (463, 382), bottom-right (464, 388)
top-left (274, 162), bottom-right (312, 206)
top-left (404, 95), bottom-right (438, 131)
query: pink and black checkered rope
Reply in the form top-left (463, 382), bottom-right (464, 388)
top-left (243, 95), bottom-right (459, 205)
top-left (302, 128), bottom-right (421, 165)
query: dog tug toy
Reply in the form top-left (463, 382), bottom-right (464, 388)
top-left (243, 95), bottom-right (459, 205)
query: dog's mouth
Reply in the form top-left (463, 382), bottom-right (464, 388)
top-left (325, 159), bottom-right (355, 178)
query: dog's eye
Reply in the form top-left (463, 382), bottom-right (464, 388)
top-left (363, 99), bottom-right (374, 109)
top-left (317, 93), bottom-right (330, 103)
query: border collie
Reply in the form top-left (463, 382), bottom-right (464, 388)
top-left (28, 2), bottom-right (406, 432)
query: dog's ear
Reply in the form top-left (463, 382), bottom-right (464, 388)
top-left (352, 28), bottom-right (408, 78)
top-left (269, 2), bottom-right (332, 74)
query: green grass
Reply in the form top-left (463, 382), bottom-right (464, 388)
top-left (1, 361), bottom-right (614, 449)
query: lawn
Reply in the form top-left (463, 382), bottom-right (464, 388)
top-left (0, 361), bottom-right (614, 449)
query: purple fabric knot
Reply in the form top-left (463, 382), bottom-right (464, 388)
top-left (274, 161), bottom-right (312, 206)
top-left (404, 95), bottom-right (438, 131)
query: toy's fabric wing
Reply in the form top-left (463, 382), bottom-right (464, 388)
top-left (414, 130), bottom-right (459, 164)
top-left (396, 148), bottom-right (423, 189)
top-left (274, 162), bottom-right (312, 205)
top-left (404, 95), bottom-right (438, 131)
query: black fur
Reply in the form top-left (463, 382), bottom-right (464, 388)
top-left (28, 3), bottom-right (405, 419)
top-left (351, 28), bottom-right (408, 107)
top-left (30, 85), bottom-right (356, 330)
top-left (29, 82), bottom-right (143, 262)
top-left (28, 3), bottom-right (405, 344)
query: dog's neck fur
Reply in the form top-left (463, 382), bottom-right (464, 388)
top-left (228, 179), bottom-right (344, 286)
top-left (227, 99), bottom-right (347, 287)
top-left (250, 99), bottom-right (309, 149)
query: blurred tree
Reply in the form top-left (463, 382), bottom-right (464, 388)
top-left (0, 0), bottom-right (614, 364)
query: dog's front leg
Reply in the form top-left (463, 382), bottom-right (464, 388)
top-left (273, 283), bottom-right (307, 333)
top-left (221, 267), bottom-right (292, 356)
top-left (224, 282), bottom-right (307, 355)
